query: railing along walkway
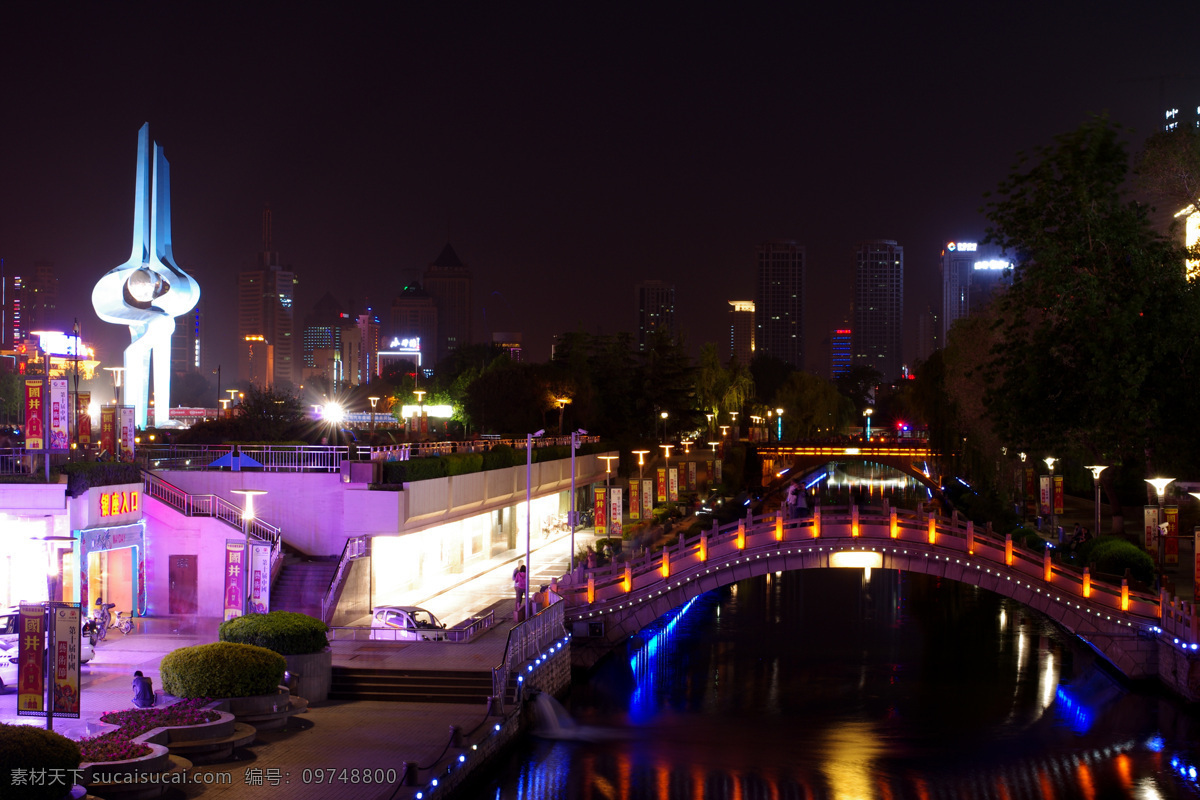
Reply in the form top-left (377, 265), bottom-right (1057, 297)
top-left (493, 599), bottom-right (567, 701)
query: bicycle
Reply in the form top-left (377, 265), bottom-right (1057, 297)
top-left (114, 611), bottom-right (135, 636)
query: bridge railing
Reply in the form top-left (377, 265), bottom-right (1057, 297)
top-left (1161, 591), bottom-right (1200, 644)
top-left (493, 597), bottom-right (566, 701)
top-left (563, 502), bottom-right (1160, 622)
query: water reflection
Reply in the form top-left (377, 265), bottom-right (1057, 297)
top-left (482, 570), bottom-right (1200, 799)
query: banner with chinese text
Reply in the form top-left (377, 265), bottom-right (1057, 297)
top-left (100, 406), bottom-right (117, 454)
top-left (1039, 476), bottom-right (1051, 516)
top-left (1144, 506), bottom-right (1159, 553)
top-left (17, 605), bottom-right (45, 715)
top-left (51, 605), bottom-right (81, 718)
top-left (48, 379), bottom-right (68, 452)
top-left (656, 468), bottom-right (667, 503)
top-left (223, 540), bottom-right (247, 621)
top-left (642, 479), bottom-right (653, 518)
top-left (249, 543), bottom-right (271, 614)
top-left (608, 488), bottom-right (622, 538)
top-left (594, 487), bottom-right (607, 534)
top-left (688, 461), bottom-right (696, 491)
top-left (77, 391), bottom-right (91, 446)
top-left (668, 468), bottom-right (678, 502)
top-left (24, 380), bottom-right (44, 451)
top-left (120, 406), bottom-right (135, 459)
top-left (629, 481), bottom-right (640, 520)
top-left (1053, 475), bottom-right (1064, 515)
top-left (1166, 506), bottom-right (1179, 566)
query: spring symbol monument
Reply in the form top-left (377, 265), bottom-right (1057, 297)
top-left (92, 123), bottom-right (200, 429)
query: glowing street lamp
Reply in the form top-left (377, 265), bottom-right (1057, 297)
top-left (104, 366), bottom-right (125, 405)
top-left (659, 444), bottom-right (673, 502)
top-left (863, 407), bottom-right (873, 441)
top-left (555, 397), bottom-right (572, 433)
top-left (1085, 465), bottom-right (1107, 539)
top-left (1146, 477), bottom-right (1174, 579)
top-left (231, 489), bottom-right (267, 618)
top-left (569, 428), bottom-right (587, 574)
top-left (729, 411), bottom-right (739, 441)
top-left (1044, 457), bottom-right (1057, 537)
top-left (632, 450), bottom-right (650, 486)
top-left (525, 429), bottom-right (545, 619)
top-left (776, 408), bottom-right (784, 442)
top-left (368, 396), bottom-right (380, 437)
top-left (660, 411), bottom-right (669, 443)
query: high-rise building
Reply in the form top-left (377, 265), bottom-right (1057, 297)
top-left (390, 284), bottom-right (439, 367)
top-left (940, 239), bottom-right (1010, 345)
top-left (423, 243), bottom-right (472, 363)
top-left (3, 260), bottom-right (58, 347)
top-left (635, 280), bottom-right (676, 350)
top-left (239, 335), bottom-right (273, 389)
top-left (728, 300), bottom-right (755, 365)
top-left (754, 241), bottom-right (805, 369)
top-left (830, 327), bottom-right (852, 381)
top-left (493, 332), bottom-right (522, 362)
top-left (852, 239), bottom-right (904, 381)
top-left (237, 207), bottom-right (297, 387)
top-left (171, 300), bottom-right (203, 376)
top-left (915, 306), bottom-right (939, 366)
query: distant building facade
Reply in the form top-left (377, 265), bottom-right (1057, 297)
top-left (830, 327), bottom-right (852, 381)
top-left (237, 208), bottom-right (296, 387)
top-left (423, 243), bottom-right (472, 363)
top-left (3, 260), bottom-right (58, 348)
top-left (390, 285), bottom-right (439, 367)
top-left (493, 332), bottom-right (522, 362)
top-left (728, 300), bottom-right (754, 365)
top-left (852, 239), bottom-right (904, 381)
top-left (754, 241), bottom-right (805, 369)
top-left (940, 239), bottom-right (1010, 345)
top-left (635, 280), bottom-right (676, 351)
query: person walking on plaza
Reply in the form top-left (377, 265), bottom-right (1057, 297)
top-left (132, 670), bottom-right (156, 708)
top-left (513, 563), bottom-right (527, 617)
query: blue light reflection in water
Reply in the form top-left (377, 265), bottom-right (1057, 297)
top-left (1054, 685), bottom-right (1095, 734)
top-left (628, 595), bottom-right (700, 723)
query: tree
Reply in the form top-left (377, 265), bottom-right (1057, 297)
top-left (1135, 126), bottom-right (1200, 216)
top-left (773, 372), bottom-right (852, 439)
top-left (835, 365), bottom-right (882, 412)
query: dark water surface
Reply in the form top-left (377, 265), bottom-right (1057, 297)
top-left (476, 569), bottom-right (1200, 800)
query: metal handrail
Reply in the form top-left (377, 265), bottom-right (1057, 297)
top-left (327, 610), bottom-right (495, 643)
top-left (320, 536), bottom-right (368, 624)
top-left (492, 598), bottom-right (566, 700)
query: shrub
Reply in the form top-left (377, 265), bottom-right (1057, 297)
top-left (444, 452), bottom-right (484, 476)
top-left (160, 642), bottom-right (286, 698)
top-left (0, 723), bottom-right (81, 799)
top-left (381, 458), bottom-right (448, 483)
top-left (58, 461), bottom-right (142, 498)
top-left (219, 611), bottom-right (329, 655)
top-left (482, 444), bottom-right (520, 471)
top-left (1080, 536), bottom-right (1156, 585)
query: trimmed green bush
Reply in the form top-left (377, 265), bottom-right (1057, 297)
top-left (0, 723), bottom-right (81, 799)
top-left (482, 444), bottom-right (521, 471)
top-left (381, 457), bottom-right (448, 483)
top-left (160, 642), bottom-right (286, 698)
top-left (58, 461), bottom-right (142, 498)
top-left (1079, 536), bottom-right (1156, 585)
top-left (219, 611), bottom-right (329, 655)
top-left (445, 452), bottom-right (484, 476)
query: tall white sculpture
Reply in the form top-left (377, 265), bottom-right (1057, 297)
top-left (93, 124), bottom-right (200, 429)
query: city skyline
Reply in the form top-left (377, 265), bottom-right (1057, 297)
top-left (1, 5), bottom-right (1195, 385)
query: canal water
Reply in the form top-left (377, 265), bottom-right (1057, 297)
top-left (476, 568), bottom-right (1200, 800)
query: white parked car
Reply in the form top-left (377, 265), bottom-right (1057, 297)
top-left (370, 606), bottom-right (448, 641)
top-left (0, 606), bottom-right (95, 691)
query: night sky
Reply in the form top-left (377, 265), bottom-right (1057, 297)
top-left (2, 3), bottom-right (1197, 391)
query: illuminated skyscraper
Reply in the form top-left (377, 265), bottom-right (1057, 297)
top-left (755, 241), bottom-right (805, 369)
top-left (940, 239), bottom-right (1010, 345)
top-left (729, 300), bottom-right (755, 365)
top-left (852, 239), bottom-right (903, 381)
top-left (830, 326), bottom-right (852, 381)
top-left (423, 243), bottom-right (472, 362)
top-left (636, 280), bottom-right (676, 351)
top-left (238, 207), bottom-right (297, 387)
top-left (4, 260), bottom-right (58, 347)
top-left (390, 284), bottom-right (438, 367)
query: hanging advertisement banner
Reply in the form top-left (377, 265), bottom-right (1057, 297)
top-left (100, 406), bottom-right (117, 454)
top-left (594, 487), bottom-right (607, 534)
top-left (77, 391), bottom-right (92, 446)
top-left (656, 468), bottom-right (667, 503)
top-left (609, 488), bottom-right (623, 538)
top-left (1195, 526), bottom-right (1200, 603)
top-left (223, 539), bottom-right (247, 621)
top-left (1144, 506), bottom-right (1159, 553)
top-left (1165, 506), bottom-right (1179, 567)
top-left (669, 468), bottom-right (679, 502)
top-left (120, 406), bottom-right (135, 459)
top-left (688, 461), bottom-right (696, 491)
top-left (1039, 476), bottom-right (1051, 516)
top-left (715, 459), bottom-right (723, 486)
top-left (17, 605), bottom-right (46, 715)
top-left (24, 379), bottom-right (45, 452)
top-left (1053, 476), bottom-right (1064, 516)
top-left (1025, 467), bottom-right (1035, 504)
top-left (48, 379), bottom-right (69, 452)
top-left (249, 542), bottom-right (271, 614)
top-left (629, 481), bottom-right (640, 520)
top-left (51, 605), bottom-right (81, 718)
top-left (642, 479), bottom-right (653, 518)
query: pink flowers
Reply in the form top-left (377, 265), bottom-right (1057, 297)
top-left (77, 698), bottom-right (218, 763)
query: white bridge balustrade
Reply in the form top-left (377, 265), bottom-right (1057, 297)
top-left (561, 503), bottom-right (1176, 682)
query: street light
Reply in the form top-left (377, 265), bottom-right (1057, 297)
top-left (555, 397), bottom-right (572, 433)
top-left (1085, 464), bottom-right (1108, 539)
top-left (569, 428), bottom-right (587, 575)
top-left (231, 489), bottom-right (267, 617)
top-left (1146, 477), bottom-right (1174, 582)
top-left (524, 429), bottom-right (545, 619)
top-left (104, 366), bottom-right (125, 405)
top-left (729, 411), bottom-right (738, 441)
top-left (863, 407), bottom-right (873, 441)
top-left (368, 396), bottom-right (380, 437)
top-left (1019, 452), bottom-right (1027, 524)
top-left (1044, 457), bottom-right (1057, 538)
top-left (660, 411), bottom-right (669, 443)
top-left (659, 444), bottom-right (673, 503)
top-left (775, 408), bottom-right (784, 442)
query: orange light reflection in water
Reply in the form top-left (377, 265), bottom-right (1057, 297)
top-left (1038, 765), bottom-right (1054, 800)
top-left (1114, 753), bottom-right (1134, 791)
top-left (1076, 760), bottom-right (1096, 800)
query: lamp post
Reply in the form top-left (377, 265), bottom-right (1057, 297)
top-left (231, 489), bottom-right (267, 617)
top-left (659, 444), bottom-right (673, 503)
top-left (1018, 452), bottom-right (1027, 524)
top-left (414, 390), bottom-right (427, 439)
top-left (569, 428), bottom-right (587, 574)
top-left (104, 367), bottom-right (124, 405)
top-left (226, 389), bottom-right (239, 409)
top-left (705, 413), bottom-right (714, 437)
top-left (1146, 477), bottom-right (1174, 583)
top-left (863, 407), bottom-right (873, 441)
top-left (368, 396), bottom-right (380, 438)
top-left (729, 411), bottom-right (739, 441)
top-left (632, 449), bottom-right (650, 488)
top-left (1085, 464), bottom-right (1108, 538)
top-left (660, 411), bottom-right (669, 443)
top-left (555, 397), bottom-right (571, 434)
top-left (776, 408), bottom-right (784, 442)
top-left (71, 319), bottom-right (80, 453)
top-left (525, 430), bottom-right (544, 619)
top-left (1044, 457), bottom-right (1057, 538)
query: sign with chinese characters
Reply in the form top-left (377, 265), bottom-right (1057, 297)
top-left (87, 483), bottom-right (143, 528)
top-left (1145, 506), bottom-right (1160, 552)
top-left (656, 468), bottom-right (667, 503)
top-left (946, 241), bottom-right (978, 252)
top-left (1053, 476), bottom-right (1064, 515)
top-left (642, 480), bottom-right (653, 518)
top-left (608, 488), bottom-right (622, 538)
top-left (49, 379), bottom-right (69, 452)
top-left (249, 542), bottom-right (271, 615)
top-left (629, 481), bottom-right (640, 520)
top-left (77, 391), bottom-right (92, 446)
top-left (668, 468), bottom-right (679, 502)
top-left (688, 461), bottom-right (696, 491)
top-left (1166, 506), bottom-right (1179, 566)
top-left (594, 487), bottom-right (607, 534)
top-left (17, 605), bottom-right (46, 715)
top-left (51, 605), bottom-right (81, 718)
top-left (387, 337), bottom-right (421, 350)
top-left (1039, 476), bottom-right (1051, 516)
top-left (120, 406), bottom-right (135, 459)
top-left (24, 379), bottom-right (44, 451)
top-left (223, 539), bottom-right (247, 621)
top-left (100, 406), bottom-right (117, 454)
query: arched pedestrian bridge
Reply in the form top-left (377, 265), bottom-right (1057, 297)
top-left (561, 504), bottom-right (1191, 685)
top-left (759, 443), bottom-right (941, 489)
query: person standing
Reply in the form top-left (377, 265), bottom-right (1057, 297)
top-left (512, 563), bottom-right (527, 617)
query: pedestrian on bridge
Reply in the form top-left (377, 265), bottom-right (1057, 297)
top-left (513, 563), bottom-right (527, 617)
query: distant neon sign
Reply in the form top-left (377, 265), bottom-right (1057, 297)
top-left (101, 491), bottom-right (140, 517)
top-left (947, 242), bottom-right (977, 252)
top-left (387, 337), bottom-right (420, 350)
top-left (974, 260), bottom-right (1011, 270)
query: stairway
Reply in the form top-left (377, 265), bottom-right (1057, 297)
top-left (329, 667), bottom-right (494, 704)
top-left (271, 557), bottom-right (339, 618)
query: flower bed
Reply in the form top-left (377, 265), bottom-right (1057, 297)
top-left (78, 699), bottom-right (218, 763)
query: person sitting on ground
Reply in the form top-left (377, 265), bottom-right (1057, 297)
top-left (132, 670), bottom-right (156, 708)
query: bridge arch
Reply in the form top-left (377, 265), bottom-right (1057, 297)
top-left (761, 444), bottom-right (942, 492)
top-left (562, 505), bottom-right (1161, 678)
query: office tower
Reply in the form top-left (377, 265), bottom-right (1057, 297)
top-left (728, 300), bottom-right (755, 365)
top-left (390, 284), bottom-right (439, 367)
top-left (493, 332), bottom-right (522, 361)
top-left (852, 239), bottom-right (904, 381)
top-left (237, 207), bottom-right (297, 387)
top-left (635, 280), bottom-right (676, 350)
top-left (916, 306), bottom-right (939, 365)
top-left (423, 243), bottom-right (472, 363)
top-left (830, 327), bottom-right (852, 381)
top-left (940, 239), bottom-right (1011, 345)
top-left (354, 311), bottom-right (381, 385)
top-left (3, 260), bottom-right (58, 346)
top-left (302, 292), bottom-right (346, 370)
top-left (171, 301), bottom-right (203, 376)
top-left (754, 241), bottom-right (805, 369)
top-left (239, 335), bottom-right (273, 388)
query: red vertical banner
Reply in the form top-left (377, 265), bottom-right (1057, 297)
top-left (77, 391), bottom-right (92, 446)
top-left (1165, 506), bottom-right (1179, 566)
top-left (629, 481), bottom-right (640, 520)
top-left (594, 487), bottom-right (607, 534)
top-left (100, 406), bottom-right (117, 454)
top-left (656, 468), bottom-right (667, 503)
top-left (608, 488), bottom-right (622, 538)
top-left (688, 461), bottom-right (696, 491)
top-left (24, 379), bottom-right (44, 451)
top-left (1052, 476), bottom-right (1064, 515)
top-left (17, 605), bottom-right (45, 715)
top-left (51, 606), bottom-right (81, 718)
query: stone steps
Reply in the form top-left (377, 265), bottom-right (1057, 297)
top-left (330, 667), bottom-right (494, 704)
